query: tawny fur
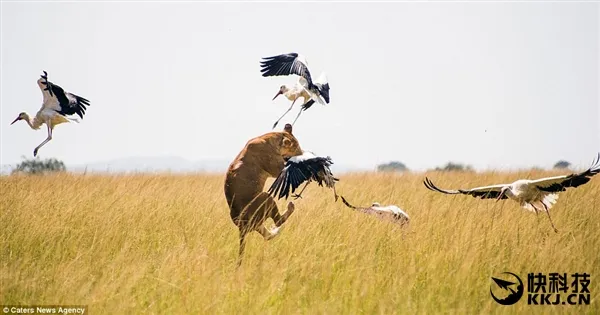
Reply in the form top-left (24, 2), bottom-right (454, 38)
top-left (224, 124), bottom-right (303, 266)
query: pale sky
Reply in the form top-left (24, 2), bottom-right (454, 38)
top-left (1, 1), bottom-right (599, 171)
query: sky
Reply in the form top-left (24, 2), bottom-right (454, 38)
top-left (1, 1), bottom-right (599, 172)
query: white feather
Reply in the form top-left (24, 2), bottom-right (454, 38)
top-left (315, 72), bottom-right (328, 85)
top-left (288, 151), bottom-right (317, 163)
top-left (371, 204), bottom-right (410, 220)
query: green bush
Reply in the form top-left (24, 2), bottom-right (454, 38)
top-left (12, 157), bottom-right (66, 175)
top-left (434, 162), bottom-right (474, 172)
top-left (553, 160), bottom-right (571, 169)
top-left (377, 161), bottom-right (408, 172)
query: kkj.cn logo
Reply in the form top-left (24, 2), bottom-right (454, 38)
top-left (490, 272), bottom-right (524, 305)
top-left (490, 272), bottom-right (590, 306)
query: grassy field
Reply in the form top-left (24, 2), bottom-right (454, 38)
top-left (1, 171), bottom-right (598, 314)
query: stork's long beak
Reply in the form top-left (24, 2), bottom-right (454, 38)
top-left (272, 90), bottom-right (282, 101)
top-left (10, 117), bottom-right (19, 125)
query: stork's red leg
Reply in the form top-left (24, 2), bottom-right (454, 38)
top-left (291, 107), bottom-right (305, 126)
top-left (541, 202), bottom-right (558, 233)
top-left (273, 99), bottom-right (297, 129)
top-left (33, 123), bottom-right (53, 157)
top-left (293, 182), bottom-right (310, 199)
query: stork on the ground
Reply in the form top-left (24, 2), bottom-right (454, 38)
top-left (423, 153), bottom-right (600, 233)
top-left (340, 196), bottom-right (411, 226)
top-left (260, 53), bottom-right (330, 129)
top-left (267, 151), bottom-right (339, 202)
top-left (10, 71), bottom-right (91, 157)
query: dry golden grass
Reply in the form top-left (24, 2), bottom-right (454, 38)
top-left (1, 171), bottom-right (599, 314)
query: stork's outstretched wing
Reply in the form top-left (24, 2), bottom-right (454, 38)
top-left (37, 73), bottom-right (55, 105)
top-left (260, 53), bottom-right (314, 88)
top-left (37, 71), bottom-right (90, 119)
top-left (268, 152), bottom-right (336, 200)
top-left (534, 153), bottom-right (600, 192)
top-left (423, 177), bottom-right (509, 200)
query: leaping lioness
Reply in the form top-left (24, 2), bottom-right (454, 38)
top-left (224, 124), bottom-right (303, 266)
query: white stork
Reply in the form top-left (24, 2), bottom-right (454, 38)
top-left (260, 53), bottom-right (330, 129)
top-left (340, 196), bottom-right (411, 227)
top-left (267, 151), bottom-right (339, 202)
top-left (10, 71), bottom-right (91, 157)
top-left (423, 153), bottom-right (600, 233)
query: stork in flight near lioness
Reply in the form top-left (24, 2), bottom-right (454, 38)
top-left (10, 71), bottom-right (91, 157)
top-left (260, 52), bottom-right (330, 129)
top-left (424, 153), bottom-right (600, 233)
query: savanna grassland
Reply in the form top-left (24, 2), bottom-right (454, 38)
top-left (1, 171), bottom-right (599, 314)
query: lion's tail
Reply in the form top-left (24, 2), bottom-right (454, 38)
top-left (340, 196), bottom-right (358, 210)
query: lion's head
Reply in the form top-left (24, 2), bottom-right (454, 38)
top-left (279, 124), bottom-right (302, 159)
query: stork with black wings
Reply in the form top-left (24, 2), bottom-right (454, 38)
top-left (260, 53), bottom-right (330, 129)
top-left (424, 153), bottom-right (600, 233)
top-left (268, 151), bottom-right (339, 202)
top-left (10, 71), bottom-right (91, 156)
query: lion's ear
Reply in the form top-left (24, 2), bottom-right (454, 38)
top-left (282, 137), bottom-right (292, 147)
top-left (284, 123), bottom-right (293, 134)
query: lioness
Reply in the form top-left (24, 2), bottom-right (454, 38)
top-left (224, 124), bottom-right (303, 265)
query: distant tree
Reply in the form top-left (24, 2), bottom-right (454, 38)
top-left (553, 160), bottom-right (571, 170)
top-left (434, 162), bottom-right (474, 172)
top-left (377, 161), bottom-right (408, 172)
top-left (11, 157), bottom-right (66, 175)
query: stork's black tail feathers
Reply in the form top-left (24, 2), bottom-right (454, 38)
top-left (301, 100), bottom-right (315, 111)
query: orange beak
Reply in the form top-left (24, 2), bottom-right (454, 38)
top-left (272, 90), bottom-right (282, 101)
top-left (10, 117), bottom-right (20, 125)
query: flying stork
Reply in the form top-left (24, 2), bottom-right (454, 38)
top-left (340, 196), bottom-right (411, 227)
top-left (423, 153), bottom-right (600, 233)
top-left (260, 53), bottom-right (330, 129)
top-left (268, 151), bottom-right (339, 202)
top-left (10, 71), bottom-right (91, 157)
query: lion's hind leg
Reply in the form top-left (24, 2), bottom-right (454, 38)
top-left (257, 225), bottom-right (282, 241)
top-left (252, 193), bottom-right (296, 240)
top-left (272, 201), bottom-right (295, 227)
top-left (237, 227), bottom-right (248, 267)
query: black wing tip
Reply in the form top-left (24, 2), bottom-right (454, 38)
top-left (423, 177), bottom-right (435, 190)
top-left (76, 96), bottom-right (91, 105)
top-left (267, 178), bottom-right (284, 200)
top-left (537, 153), bottom-right (600, 192)
top-left (423, 177), bottom-right (458, 195)
top-left (261, 52), bottom-right (298, 59)
top-left (259, 53), bottom-right (298, 65)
